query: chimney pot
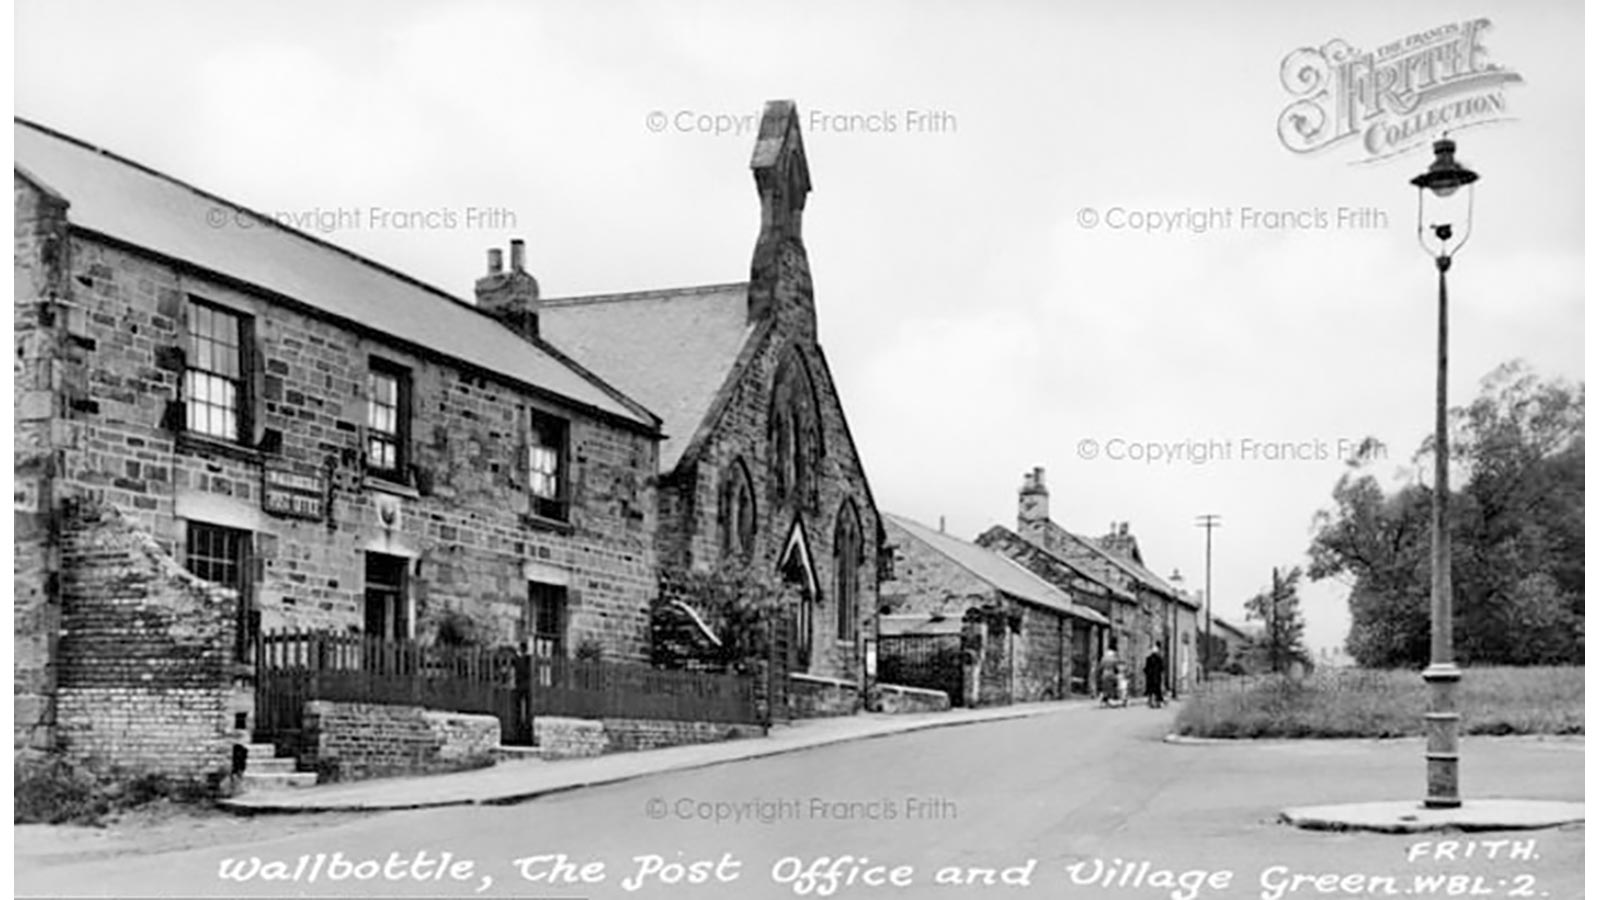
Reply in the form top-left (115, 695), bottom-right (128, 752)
top-left (487, 248), bottom-right (503, 275)
top-left (510, 239), bottom-right (526, 273)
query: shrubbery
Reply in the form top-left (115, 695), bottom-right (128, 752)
top-left (15, 756), bottom-right (219, 825)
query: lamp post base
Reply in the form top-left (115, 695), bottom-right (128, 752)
top-left (1422, 662), bottom-right (1463, 809)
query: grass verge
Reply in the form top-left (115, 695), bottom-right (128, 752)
top-left (1174, 666), bottom-right (1584, 739)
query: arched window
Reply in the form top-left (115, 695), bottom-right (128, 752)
top-left (834, 500), bottom-right (863, 642)
top-left (717, 459), bottom-right (757, 561)
top-left (769, 347), bottom-right (824, 510)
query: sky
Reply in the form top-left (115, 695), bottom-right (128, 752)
top-left (13, 0), bottom-right (1585, 659)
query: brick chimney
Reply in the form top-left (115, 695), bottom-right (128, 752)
top-left (1017, 466), bottom-right (1049, 541)
top-left (475, 239), bottom-right (540, 340)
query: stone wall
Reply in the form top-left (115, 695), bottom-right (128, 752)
top-left (532, 716), bottom-right (608, 759)
top-left (52, 498), bottom-right (239, 782)
top-left (14, 172), bottom-right (70, 753)
top-left (1014, 603), bottom-right (1072, 701)
top-left (788, 673), bottom-right (860, 717)
top-left (298, 701), bottom-right (500, 782)
top-left (868, 682), bottom-right (951, 714)
top-left (36, 227), bottom-right (660, 669)
top-left (879, 518), bottom-right (994, 618)
top-left (602, 718), bottom-right (764, 753)
top-left (532, 715), bottom-right (763, 759)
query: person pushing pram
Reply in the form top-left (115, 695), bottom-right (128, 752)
top-left (1097, 648), bottom-right (1128, 707)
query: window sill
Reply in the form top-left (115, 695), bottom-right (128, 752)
top-left (519, 512), bottom-right (575, 536)
top-left (363, 476), bottom-right (420, 499)
top-left (176, 432), bottom-right (263, 465)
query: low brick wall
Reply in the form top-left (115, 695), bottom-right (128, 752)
top-left (298, 701), bottom-right (500, 782)
top-left (789, 673), bottom-right (861, 718)
top-left (869, 682), bottom-right (952, 714)
top-left (532, 715), bottom-right (765, 759)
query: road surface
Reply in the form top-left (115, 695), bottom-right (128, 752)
top-left (17, 703), bottom-right (1584, 899)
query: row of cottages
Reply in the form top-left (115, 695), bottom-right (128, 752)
top-left (879, 514), bottom-right (1110, 706)
top-left (879, 467), bottom-right (1203, 705)
top-left (14, 100), bottom-right (882, 784)
top-left (994, 467), bottom-right (1203, 694)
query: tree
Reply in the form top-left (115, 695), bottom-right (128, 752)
top-left (1244, 567), bottom-right (1308, 674)
top-left (1309, 361), bottom-right (1584, 667)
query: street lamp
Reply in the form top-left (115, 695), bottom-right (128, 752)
top-left (1410, 135), bottom-right (1478, 810)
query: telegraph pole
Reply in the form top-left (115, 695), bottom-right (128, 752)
top-left (1196, 514), bottom-right (1222, 680)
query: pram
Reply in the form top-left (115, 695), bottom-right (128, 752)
top-left (1099, 670), bottom-right (1129, 708)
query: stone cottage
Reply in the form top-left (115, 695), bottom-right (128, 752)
top-left (978, 467), bottom-right (1200, 696)
top-left (15, 116), bottom-right (667, 780)
top-left (880, 514), bottom-right (1108, 706)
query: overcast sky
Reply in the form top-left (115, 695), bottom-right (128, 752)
top-left (15, 0), bottom-right (1584, 658)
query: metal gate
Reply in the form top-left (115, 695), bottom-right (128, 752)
top-left (878, 634), bottom-right (965, 707)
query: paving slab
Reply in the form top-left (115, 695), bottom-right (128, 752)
top-left (219, 700), bottom-right (1086, 814)
top-left (1281, 798), bottom-right (1586, 833)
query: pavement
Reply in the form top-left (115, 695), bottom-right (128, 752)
top-left (220, 700), bottom-right (1088, 813)
top-left (1280, 798), bottom-right (1586, 833)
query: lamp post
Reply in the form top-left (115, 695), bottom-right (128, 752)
top-left (1410, 135), bottom-right (1478, 810)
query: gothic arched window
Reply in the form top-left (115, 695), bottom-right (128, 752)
top-left (717, 458), bottom-right (757, 561)
top-left (834, 500), bottom-right (863, 642)
top-left (769, 347), bottom-right (824, 511)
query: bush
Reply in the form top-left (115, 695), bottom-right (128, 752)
top-left (15, 756), bottom-right (221, 826)
top-left (1174, 666), bottom-right (1584, 739)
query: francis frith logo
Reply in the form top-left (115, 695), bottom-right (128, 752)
top-left (1277, 18), bottom-right (1523, 162)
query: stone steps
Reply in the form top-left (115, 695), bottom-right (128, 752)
top-left (238, 742), bottom-right (317, 791)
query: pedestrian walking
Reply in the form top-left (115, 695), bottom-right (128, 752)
top-left (1144, 647), bottom-right (1166, 708)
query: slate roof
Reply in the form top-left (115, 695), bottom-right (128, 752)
top-left (13, 118), bottom-right (656, 432)
top-left (885, 514), bottom-right (1109, 626)
top-left (1054, 524), bottom-right (1201, 610)
top-left (976, 524), bottom-right (1137, 604)
top-left (538, 284), bottom-right (758, 472)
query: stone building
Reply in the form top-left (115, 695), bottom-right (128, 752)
top-left (14, 117), bottom-right (665, 778)
top-left (531, 101), bottom-right (884, 711)
top-left (880, 514), bottom-right (1107, 706)
top-left (13, 99), bottom-right (884, 782)
top-left (978, 467), bottom-right (1200, 695)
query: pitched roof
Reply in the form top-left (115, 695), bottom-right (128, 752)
top-left (1054, 524), bottom-right (1201, 610)
top-left (538, 284), bottom-right (758, 471)
top-left (885, 514), bottom-right (1109, 626)
top-left (13, 118), bottom-right (656, 432)
top-left (977, 525), bottom-right (1136, 604)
